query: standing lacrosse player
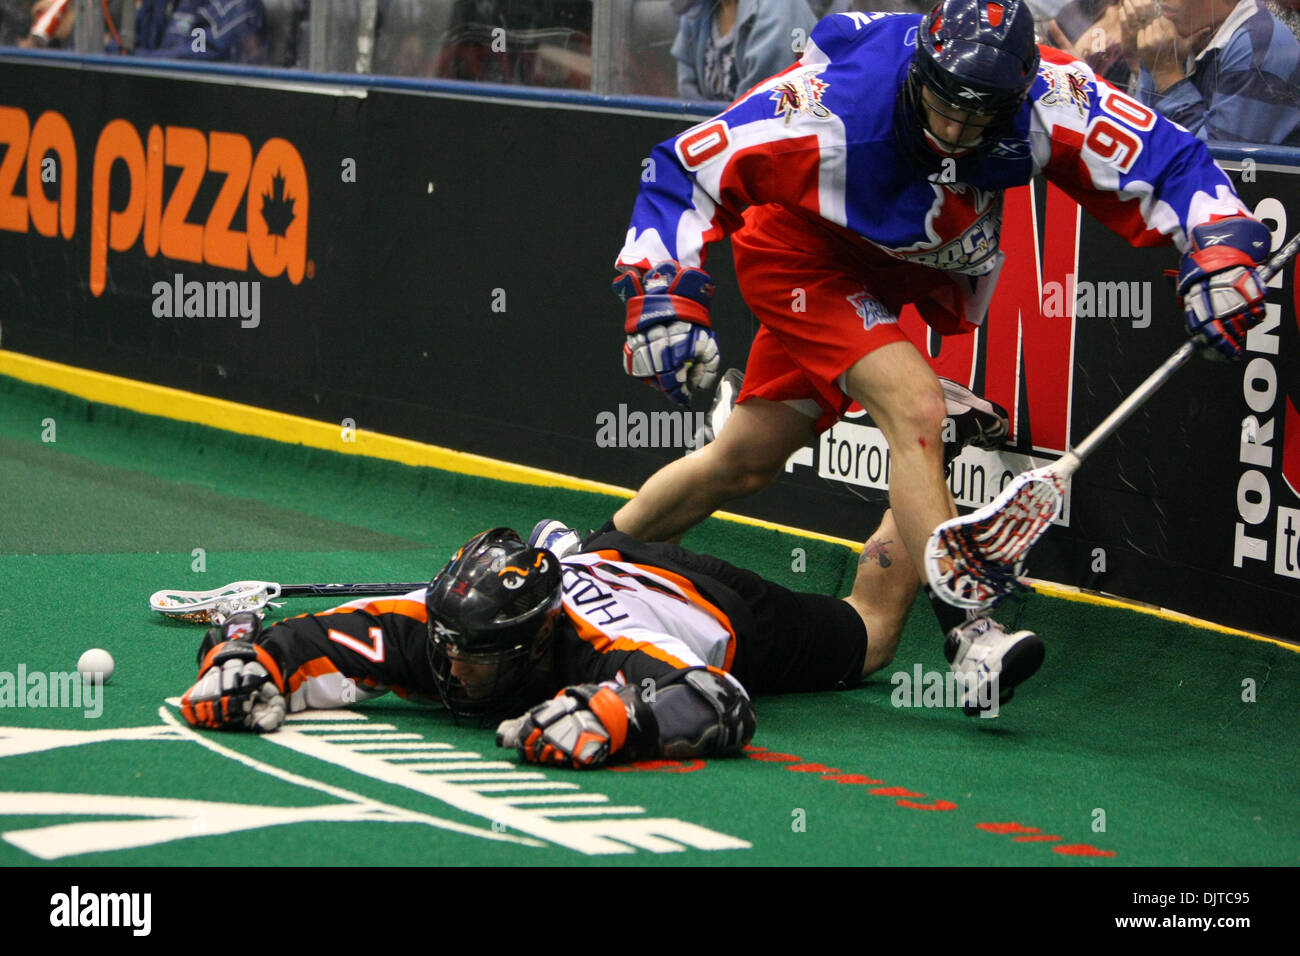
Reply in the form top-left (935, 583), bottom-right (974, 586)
top-left (609, 0), bottom-right (1271, 713)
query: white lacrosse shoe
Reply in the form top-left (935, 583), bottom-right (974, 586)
top-left (939, 377), bottom-right (1010, 463)
top-left (692, 367), bottom-right (745, 448)
top-left (527, 519), bottom-right (583, 560)
top-left (944, 616), bottom-right (1045, 717)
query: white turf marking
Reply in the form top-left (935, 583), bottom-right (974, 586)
top-left (379, 752), bottom-right (482, 761)
top-left (398, 761), bottom-right (517, 773)
top-left (284, 712), bottom-right (367, 722)
top-left (501, 794), bottom-right (610, 806)
top-left (263, 710), bottom-right (749, 854)
top-left (535, 806), bottom-right (647, 818)
top-left (0, 714), bottom-right (543, 859)
top-left (283, 723), bottom-right (400, 732)
top-left (417, 770), bottom-right (547, 781)
top-left (0, 708), bottom-right (750, 858)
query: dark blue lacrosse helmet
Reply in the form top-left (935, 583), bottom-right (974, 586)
top-left (896, 0), bottom-right (1040, 165)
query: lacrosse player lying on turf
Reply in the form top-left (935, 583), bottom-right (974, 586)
top-left (179, 522), bottom-right (924, 768)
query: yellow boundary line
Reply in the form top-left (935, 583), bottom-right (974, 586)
top-left (2, 349), bottom-right (1292, 651)
top-left (0, 349), bottom-right (849, 549)
top-left (1024, 579), bottom-right (1294, 650)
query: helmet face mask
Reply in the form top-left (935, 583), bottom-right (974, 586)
top-left (916, 83), bottom-right (999, 156)
top-left (895, 0), bottom-right (1040, 167)
top-left (424, 528), bottom-right (562, 721)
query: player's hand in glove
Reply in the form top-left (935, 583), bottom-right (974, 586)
top-left (496, 683), bottom-right (653, 769)
top-left (180, 614), bottom-right (286, 733)
top-left (1177, 217), bottom-right (1270, 360)
top-left (615, 261), bottom-right (720, 404)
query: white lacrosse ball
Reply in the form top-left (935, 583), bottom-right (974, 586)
top-left (78, 648), bottom-right (115, 684)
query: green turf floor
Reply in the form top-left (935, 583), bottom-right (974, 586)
top-left (1, 374), bottom-right (1297, 866)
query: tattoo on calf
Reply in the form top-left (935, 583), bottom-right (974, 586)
top-left (859, 538), bottom-right (893, 568)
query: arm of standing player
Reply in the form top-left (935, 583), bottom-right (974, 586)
top-left (1032, 49), bottom-right (1270, 357)
top-left (615, 16), bottom-right (851, 404)
top-left (1034, 46), bottom-right (1255, 252)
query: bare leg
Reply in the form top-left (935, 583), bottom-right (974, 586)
top-left (841, 341), bottom-right (955, 585)
top-left (846, 509), bottom-right (919, 677)
top-left (613, 397), bottom-right (816, 541)
top-left (613, 393), bottom-right (921, 678)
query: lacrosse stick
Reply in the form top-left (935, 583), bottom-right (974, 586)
top-left (926, 228), bottom-right (1300, 611)
top-left (150, 580), bottom-right (427, 625)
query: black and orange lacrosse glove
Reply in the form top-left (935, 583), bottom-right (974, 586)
top-left (180, 613), bottom-right (286, 733)
top-left (496, 683), bottom-right (654, 769)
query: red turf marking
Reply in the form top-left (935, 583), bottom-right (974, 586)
top-left (821, 774), bottom-right (885, 785)
top-left (785, 763), bottom-right (840, 773)
top-left (1053, 844), bottom-right (1117, 857)
top-left (897, 799), bottom-right (959, 812)
top-left (869, 786), bottom-right (926, 797)
top-left (1014, 835), bottom-right (1062, 842)
top-left (977, 822), bottom-right (1040, 834)
top-left (746, 751), bottom-right (802, 762)
top-left (608, 759), bottom-right (706, 773)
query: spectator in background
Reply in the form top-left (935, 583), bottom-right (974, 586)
top-left (22, 0), bottom-right (267, 61)
top-left (127, 0), bottom-right (266, 61)
top-left (0, 0), bottom-right (28, 46)
top-left (1047, 0), bottom-right (1136, 87)
top-left (1265, 0), bottom-right (1300, 39)
top-left (11, 0), bottom-right (77, 47)
top-left (671, 0), bottom-right (818, 101)
top-left (435, 0), bottom-right (592, 89)
top-left (1126, 0), bottom-right (1300, 146)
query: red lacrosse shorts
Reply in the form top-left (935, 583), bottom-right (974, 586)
top-left (730, 204), bottom-right (980, 433)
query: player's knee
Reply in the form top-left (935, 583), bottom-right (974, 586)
top-left (883, 382), bottom-right (947, 449)
top-left (697, 443), bottom-right (782, 497)
top-left (844, 592), bottom-right (905, 678)
top-left (862, 624), bottom-right (901, 678)
top-left (911, 382), bottom-right (949, 436)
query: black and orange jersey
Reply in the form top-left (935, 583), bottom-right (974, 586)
top-left (248, 532), bottom-right (867, 743)
top-left (253, 550), bottom-right (748, 716)
top-left (258, 593), bottom-right (440, 713)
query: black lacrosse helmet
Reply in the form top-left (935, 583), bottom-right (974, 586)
top-left (895, 0), bottom-right (1040, 165)
top-left (425, 527), bottom-right (563, 719)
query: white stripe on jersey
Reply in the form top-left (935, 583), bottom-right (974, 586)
top-left (667, 45), bottom-right (850, 267)
top-left (560, 553), bottom-right (734, 674)
top-left (1029, 56), bottom-right (1248, 251)
top-left (287, 670), bottom-right (388, 714)
top-left (620, 224), bottom-right (673, 271)
top-left (798, 39), bottom-right (849, 229)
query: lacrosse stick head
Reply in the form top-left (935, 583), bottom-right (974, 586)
top-left (925, 467), bottom-right (1066, 611)
top-left (149, 581), bottom-right (282, 625)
